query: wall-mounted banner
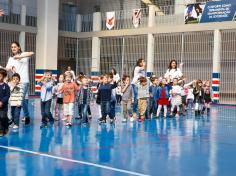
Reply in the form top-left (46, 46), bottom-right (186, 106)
top-left (132, 9), bottom-right (142, 28)
top-left (185, 3), bottom-right (206, 24)
top-left (106, 11), bottom-right (115, 30)
top-left (185, 0), bottom-right (236, 24)
top-left (200, 0), bottom-right (236, 23)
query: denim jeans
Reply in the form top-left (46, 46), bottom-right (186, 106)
top-left (22, 83), bottom-right (30, 117)
top-left (41, 99), bottom-right (53, 124)
top-left (11, 106), bottom-right (21, 126)
top-left (80, 104), bottom-right (89, 123)
top-left (101, 101), bottom-right (110, 119)
top-left (131, 84), bottom-right (138, 113)
top-left (110, 100), bottom-right (116, 119)
top-left (149, 97), bottom-right (157, 116)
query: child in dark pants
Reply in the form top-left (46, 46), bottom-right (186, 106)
top-left (0, 68), bottom-right (10, 137)
top-left (97, 74), bottom-right (117, 124)
top-left (38, 70), bottom-right (54, 128)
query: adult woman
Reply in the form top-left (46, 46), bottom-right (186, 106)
top-left (111, 67), bottom-right (120, 82)
top-left (6, 41), bottom-right (34, 125)
top-left (66, 66), bottom-right (76, 81)
top-left (131, 58), bottom-right (146, 120)
top-left (164, 59), bottom-right (183, 83)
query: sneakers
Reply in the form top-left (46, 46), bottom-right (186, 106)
top-left (122, 118), bottom-right (127, 123)
top-left (88, 115), bottom-right (92, 120)
top-left (40, 123), bottom-right (48, 129)
top-left (98, 118), bottom-right (106, 124)
top-left (9, 123), bottom-right (15, 128)
top-left (130, 117), bottom-right (135, 122)
top-left (66, 122), bottom-right (72, 127)
top-left (12, 125), bottom-right (19, 129)
top-left (25, 117), bottom-right (30, 125)
top-left (110, 119), bottom-right (115, 124)
top-left (21, 117), bottom-right (26, 122)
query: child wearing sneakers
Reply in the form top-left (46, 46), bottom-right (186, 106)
top-left (97, 74), bottom-right (117, 124)
top-left (149, 76), bottom-right (159, 118)
top-left (54, 74), bottom-right (64, 120)
top-left (77, 76), bottom-right (93, 125)
top-left (121, 75), bottom-right (134, 122)
top-left (9, 73), bottom-right (23, 129)
top-left (170, 78), bottom-right (182, 117)
top-left (0, 68), bottom-right (10, 137)
top-left (60, 72), bottom-right (79, 127)
top-left (135, 76), bottom-right (150, 122)
top-left (38, 70), bottom-right (54, 128)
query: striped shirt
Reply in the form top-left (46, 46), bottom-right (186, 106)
top-left (9, 83), bottom-right (23, 107)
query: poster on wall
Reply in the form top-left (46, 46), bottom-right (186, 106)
top-left (185, 0), bottom-right (236, 24)
top-left (184, 3), bottom-right (206, 24)
top-left (200, 0), bottom-right (236, 23)
top-left (132, 9), bottom-right (142, 28)
top-left (106, 11), bottom-right (115, 30)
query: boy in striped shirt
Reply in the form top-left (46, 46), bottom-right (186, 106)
top-left (9, 73), bottom-right (23, 129)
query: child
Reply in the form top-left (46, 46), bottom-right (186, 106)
top-left (0, 68), bottom-right (10, 136)
top-left (96, 76), bottom-right (103, 120)
top-left (121, 75), bottom-right (134, 122)
top-left (97, 74), bottom-right (117, 124)
top-left (77, 76), bottom-right (93, 125)
top-left (115, 83), bottom-right (122, 105)
top-left (156, 78), bottom-right (171, 118)
top-left (108, 73), bottom-right (117, 121)
top-left (202, 80), bottom-right (212, 115)
top-left (149, 76), bottom-right (159, 118)
top-left (170, 78), bottom-right (182, 117)
top-left (60, 72), bottom-right (78, 126)
top-left (54, 74), bottom-right (64, 120)
top-left (136, 76), bottom-right (150, 122)
top-left (9, 73), bottom-right (23, 129)
top-left (186, 84), bottom-right (194, 110)
top-left (38, 70), bottom-right (54, 128)
top-left (193, 80), bottom-right (204, 116)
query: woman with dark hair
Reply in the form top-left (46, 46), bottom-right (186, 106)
top-left (6, 41), bottom-right (34, 125)
top-left (111, 67), bottom-right (120, 82)
top-left (131, 58), bottom-right (146, 120)
top-left (164, 59), bottom-right (183, 83)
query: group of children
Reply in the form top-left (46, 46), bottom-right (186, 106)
top-left (0, 65), bottom-right (213, 136)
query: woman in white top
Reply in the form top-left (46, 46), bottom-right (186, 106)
top-left (131, 58), bottom-right (146, 119)
top-left (164, 59), bottom-right (183, 83)
top-left (111, 67), bottom-right (120, 82)
top-left (6, 41), bottom-right (34, 125)
top-left (67, 66), bottom-right (76, 81)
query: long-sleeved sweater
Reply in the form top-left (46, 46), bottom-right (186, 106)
top-left (97, 82), bottom-right (117, 102)
top-left (0, 82), bottom-right (10, 112)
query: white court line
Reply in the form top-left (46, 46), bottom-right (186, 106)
top-left (0, 145), bottom-right (150, 176)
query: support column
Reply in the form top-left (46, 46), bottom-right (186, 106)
top-left (91, 12), bottom-right (101, 81)
top-left (90, 12), bottom-right (101, 92)
top-left (212, 29), bottom-right (221, 103)
top-left (19, 5), bottom-right (26, 51)
top-left (146, 5), bottom-right (155, 77)
top-left (35, 0), bottom-right (59, 95)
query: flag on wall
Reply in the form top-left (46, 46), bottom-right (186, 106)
top-left (132, 9), bottom-right (141, 28)
top-left (106, 11), bottom-right (115, 30)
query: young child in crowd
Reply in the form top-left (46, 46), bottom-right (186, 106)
top-left (9, 73), bottom-right (23, 129)
top-left (149, 76), bottom-right (159, 118)
top-left (54, 74), bottom-right (64, 120)
top-left (60, 72), bottom-right (79, 127)
top-left (136, 76), bottom-right (150, 122)
top-left (202, 80), bottom-right (212, 115)
top-left (115, 83), bottom-right (122, 105)
top-left (38, 70), bottom-right (54, 128)
top-left (193, 80), bottom-right (204, 116)
top-left (77, 76), bottom-right (93, 125)
top-left (170, 78), bottom-right (182, 117)
top-left (108, 73), bottom-right (117, 121)
top-left (156, 78), bottom-right (171, 118)
top-left (187, 84), bottom-right (194, 110)
top-left (0, 68), bottom-right (10, 136)
top-left (121, 75), bottom-right (134, 122)
top-left (97, 74), bottom-right (117, 124)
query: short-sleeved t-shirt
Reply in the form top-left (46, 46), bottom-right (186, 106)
top-left (6, 54), bottom-right (29, 83)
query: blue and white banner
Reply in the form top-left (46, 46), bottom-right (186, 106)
top-left (185, 0), bottom-right (236, 24)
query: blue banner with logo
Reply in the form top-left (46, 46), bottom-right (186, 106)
top-left (185, 0), bottom-right (236, 24)
top-left (200, 0), bottom-right (236, 23)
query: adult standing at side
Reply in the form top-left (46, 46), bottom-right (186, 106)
top-left (6, 41), bottom-right (34, 125)
top-left (66, 66), bottom-right (76, 81)
top-left (131, 58), bottom-right (146, 120)
top-left (164, 59), bottom-right (183, 83)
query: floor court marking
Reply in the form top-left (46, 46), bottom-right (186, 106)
top-left (0, 145), bottom-right (150, 176)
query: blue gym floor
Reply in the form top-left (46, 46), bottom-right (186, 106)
top-left (0, 99), bottom-right (236, 176)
